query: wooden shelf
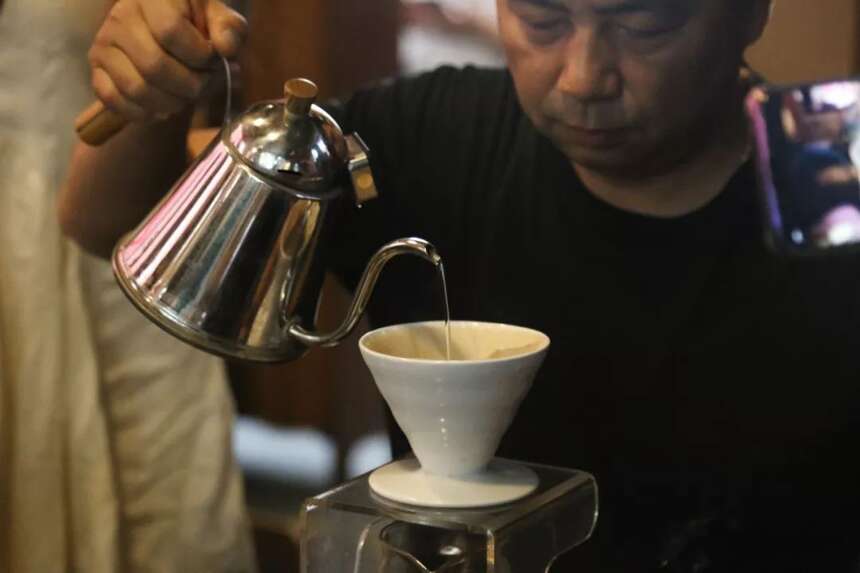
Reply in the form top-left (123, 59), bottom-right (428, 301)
top-left (747, 0), bottom-right (860, 83)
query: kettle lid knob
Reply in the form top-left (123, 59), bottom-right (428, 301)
top-left (284, 78), bottom-right (318, 118)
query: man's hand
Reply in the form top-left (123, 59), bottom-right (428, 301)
top-left (88, 0), bottom-right (246, 122)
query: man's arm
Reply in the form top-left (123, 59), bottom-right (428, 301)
top-left (58, 0), bottom-right (246, 258)
top-left (59, 114), bottom-right (192, 259)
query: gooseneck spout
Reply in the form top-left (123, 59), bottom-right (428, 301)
top-left (288, 237), bottom-right (441, 348)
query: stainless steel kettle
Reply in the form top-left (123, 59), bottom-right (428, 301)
top-left (112, 78), bottom-right (440, 362)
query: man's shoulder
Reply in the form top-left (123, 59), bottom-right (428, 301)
top-left (383, 65), bottom-right (511, 95)
top-left (329, 65), bottom-right (524, 172)
top-left (338, 66), bottom-right (515, 124)
top-left (402, 65), bottom-right (517, 125)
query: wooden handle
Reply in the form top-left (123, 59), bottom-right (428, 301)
top-left (74, 101), bottom-right (128, 146)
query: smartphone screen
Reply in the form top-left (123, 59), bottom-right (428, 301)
top-left (747, 80), bottom-right (860, 255)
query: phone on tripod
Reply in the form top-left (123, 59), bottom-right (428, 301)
top-left (746, 79), bottom-right (860, 255)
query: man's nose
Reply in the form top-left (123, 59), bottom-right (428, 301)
top-left (557, 26), bottom-right (621, 101)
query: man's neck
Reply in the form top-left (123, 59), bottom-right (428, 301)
top-left (574, 115), bottom-right (751, 219)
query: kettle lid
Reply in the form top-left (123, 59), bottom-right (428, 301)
top-left (223, 78), bottom-right (347, 195)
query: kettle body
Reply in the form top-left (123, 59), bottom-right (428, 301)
top-left (113, 80), bottom-right (438, 362)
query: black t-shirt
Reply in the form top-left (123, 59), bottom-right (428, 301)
top-left (327, 67), bottom-right (860, 572)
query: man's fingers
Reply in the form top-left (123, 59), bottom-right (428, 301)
top-left (91, 46), bottom-right (188, 118)
top-left (189, 0), bottom-right (210, 34)
top-left (91, 67), bottom-right (148, 121)
top-left (205, 0), bottom-right (248, 59)
top-left (110, 2), bottom-right (209, 99)
top-left (139, 0), bottom-right (213, 68)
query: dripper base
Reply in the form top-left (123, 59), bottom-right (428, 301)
top-left (368, 457), bottom-right (539, 508)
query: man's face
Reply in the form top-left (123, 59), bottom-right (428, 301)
top-left (498, 0), bottom-right (768, 178)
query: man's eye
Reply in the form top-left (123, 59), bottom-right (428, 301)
top-left (611, 14), bottom-right (684, 41)
top-left (524, 17), bottom-right (569, 37)
top-left (527, 18), bottom-right (565, 30)
top-left (614, 23), bottom-right (672, 39)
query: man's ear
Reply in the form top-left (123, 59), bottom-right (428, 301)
top-left (744, 0), bottom-right (774, 47)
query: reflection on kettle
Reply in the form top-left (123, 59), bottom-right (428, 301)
top-left (112, 78), bottom-right (440, 362)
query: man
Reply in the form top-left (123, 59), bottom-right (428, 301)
top-left (60, 0), bottom-right (860, 571)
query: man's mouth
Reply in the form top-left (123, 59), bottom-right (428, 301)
top-left (559, 124), bottom-right (631, 147)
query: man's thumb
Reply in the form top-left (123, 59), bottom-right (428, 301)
top-left (205, 0), bottom-right (248, 59)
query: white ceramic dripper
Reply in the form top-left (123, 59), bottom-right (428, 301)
top-left (359, 321), bottom-right (550, 508)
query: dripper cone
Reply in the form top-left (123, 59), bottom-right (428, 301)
top-left (359, 321), bottom-right (550, 507)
